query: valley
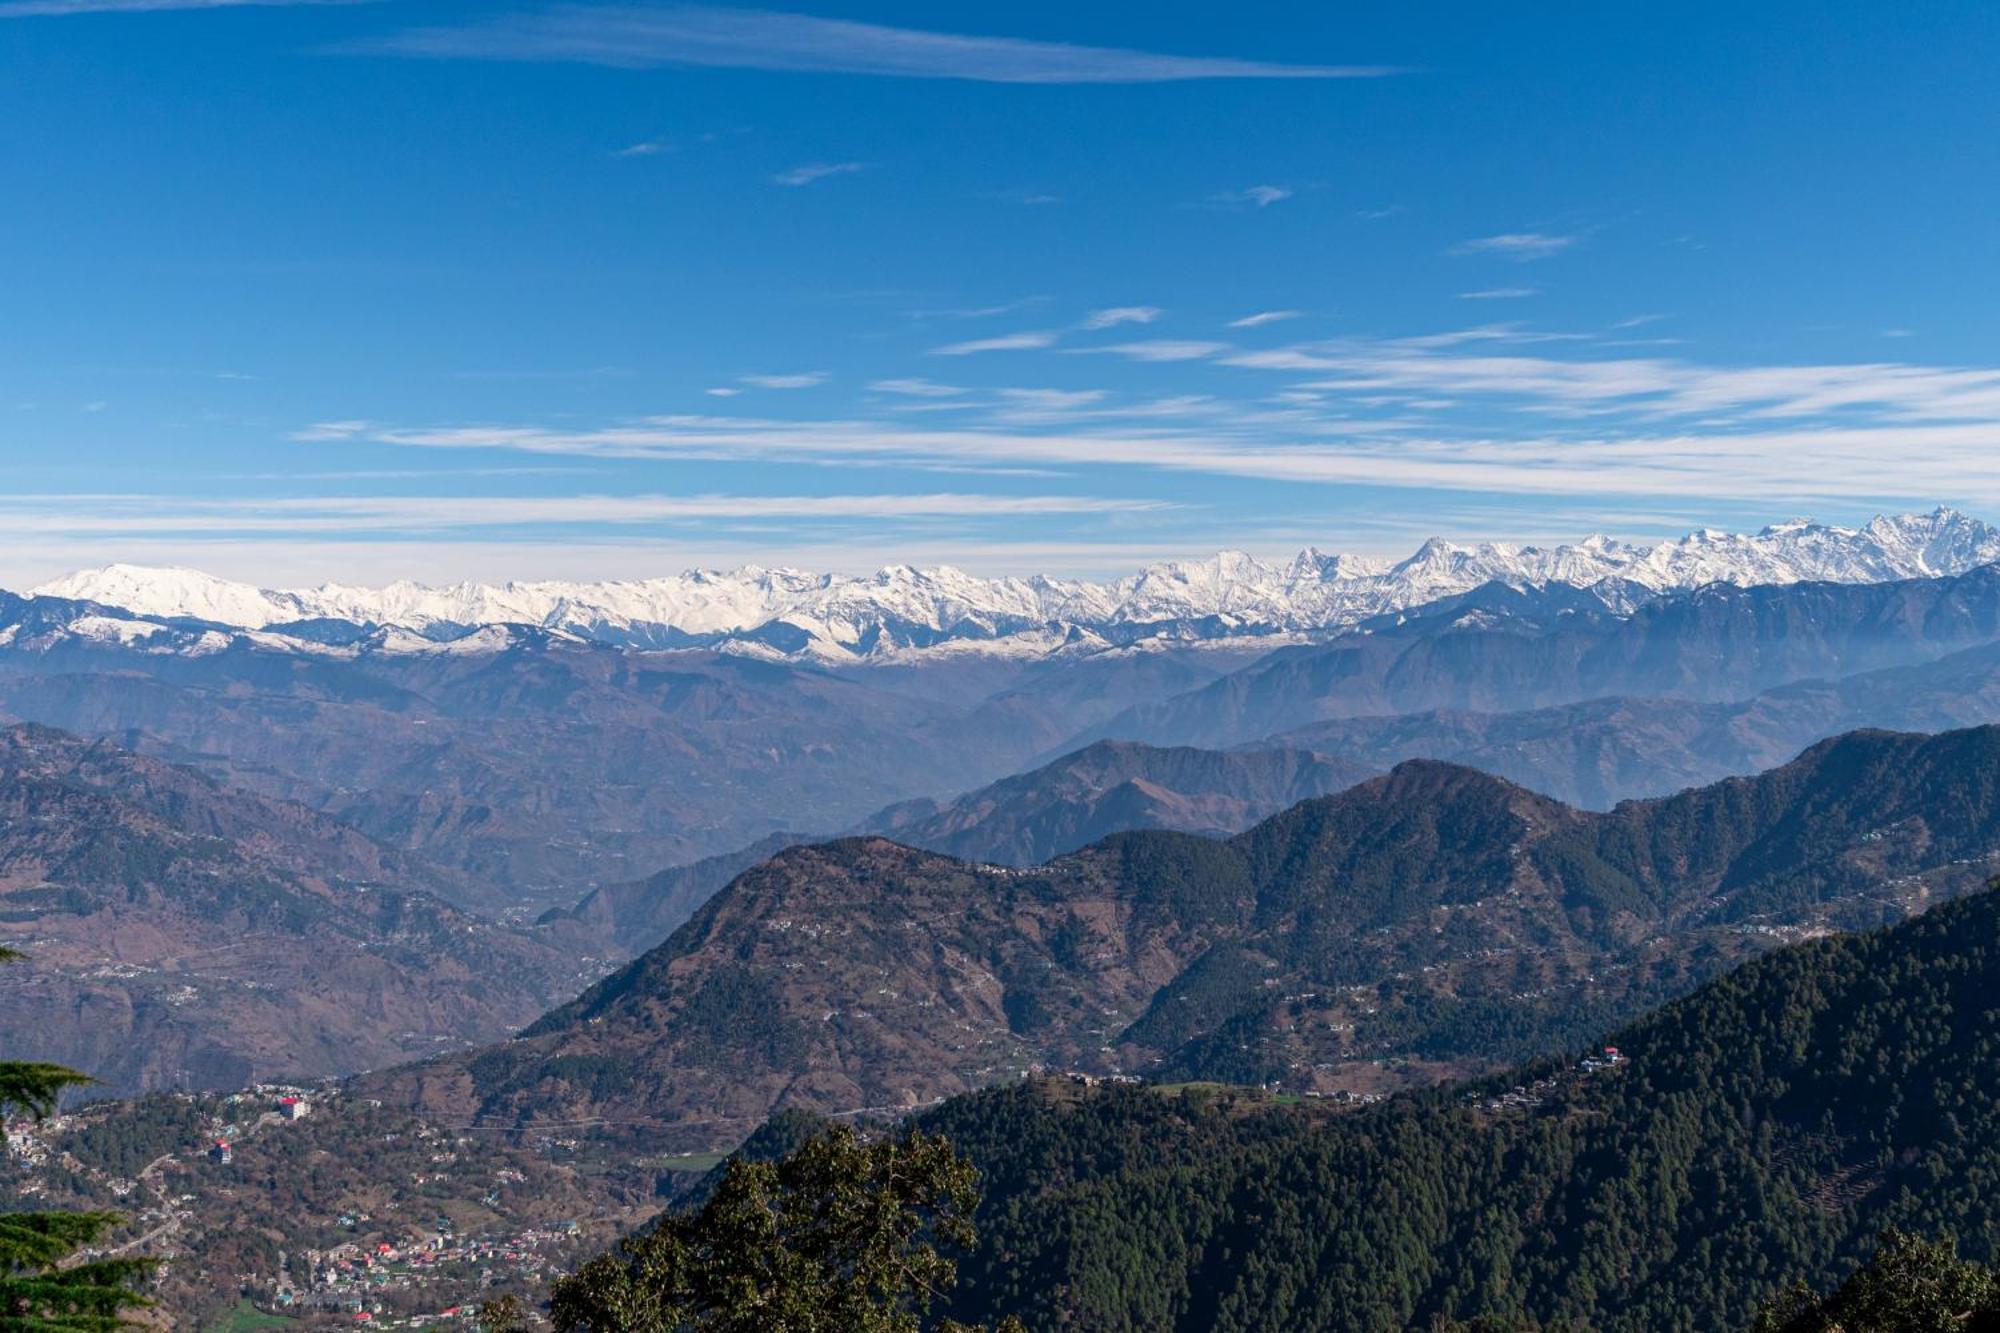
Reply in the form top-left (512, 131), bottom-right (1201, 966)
top-left (7, 517), bottom-right (2000, 1327)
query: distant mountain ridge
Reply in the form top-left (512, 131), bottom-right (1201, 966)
top-left (7, 557), bottom-right (2000, 905)
top-left (1087, 561), bottom-right (2000, 750)
top-left (363, 724), bottom-right (2000, 1145)
top-left (547, 740), bottom-right (1377, 958)
top-left (1263, 636), bottom-right (2000, 808)
top-left (28, 507), bottom-right (2000, 662)
top-left (0, 724), bottom-right (594, 1095)
top-left (853, 739), bottom-right (1375, 866)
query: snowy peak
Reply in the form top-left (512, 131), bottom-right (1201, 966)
top-left (31, 563), bottom-right (307, 628)
top-left (24, 509), bottom-right (2000, 662)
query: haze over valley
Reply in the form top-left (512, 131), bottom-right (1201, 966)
top-left (8, 3), bottom-right (2000, 1328)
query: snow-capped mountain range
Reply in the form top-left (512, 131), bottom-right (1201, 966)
top-left (23, 508), bottom-right (2000, 662)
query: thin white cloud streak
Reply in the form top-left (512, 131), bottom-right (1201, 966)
top-left (354, 5), bottom-right (1402, 82)
top-left (0, 491), bottom-right (1170, 536)
top-left (1229, 310), bottom-right (1302, 328)
top-left (1073, 339), bottom-right (1232, 363)
top-left (1219, 342), bottom-right (2000, 423)
top-left (1458, 287), bottom-right (1538, 300)
top-left (1210, 185), bottom-right (1292, 208)
top-left (1452, 232), bottom-right (1578, 261)
top-left (0, 537), bottom-right (1234, 589)
top-left (905, 296), bottom-right (1049, 321)
top-left (0, 0), bottom-right (346, 16)
top-left (1080, 306), bottom-right (1162, 330)
top-left (739, 371), bottom-right (829, 388)
top-left (310, 413), bottom-right (2000, 503)
top-left (929, 330), bottom-right (1060, 355)
top-left (772, 161), bottom-right (866, 187)
top-left (870, 378), bottom-right (967, 397)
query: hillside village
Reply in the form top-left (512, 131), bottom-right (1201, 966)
top-left (2, 1085), bottom-right (652, 1328)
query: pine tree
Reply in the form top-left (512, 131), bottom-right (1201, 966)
top-left (0, 948), bottom-right (153, 1330)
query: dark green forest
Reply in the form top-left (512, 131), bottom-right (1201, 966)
top-left (897, 884), bottom-right (2000, 1331)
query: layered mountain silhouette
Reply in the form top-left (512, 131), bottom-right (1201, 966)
top-left (856, 739), bottom-right (1375, 866)
top-left (363, 725), bottom-right (2000, 1146)
top-left (1264, 636), bottom-right (2000, 807)
top-left (1084, 564), bottom-right (2000, 751)
top-left (4, 563), bottom-right (2000, 911)
top-left (0, 724), bottom-right (592, 1094)
top-left (554, 740), bottom-right (1376, 957)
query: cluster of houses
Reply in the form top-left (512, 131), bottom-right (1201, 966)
top-left (1062, 1072), bottom-right (1145, 1088)
top-left (281, 1220), bottom-right (586, 1324)
top-left (1465, 1045), bottom-right (1632, 1116)
top-left (1578, 1045), bottom-right (1627, 1073)
top-left (206, 1090), bottom-right (313, 1166)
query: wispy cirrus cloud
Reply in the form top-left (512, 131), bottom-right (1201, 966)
top-left (869, 378), bottom-right (967, 398)
top-left (738, 371), bottom-right (829, 389)
top-left (1458, 286), bottom-right (1538, 300)
top-left (0, 0), bottom-right (347, 16)
top-left (773, 161), bottom-right (867, 187)
top-left (1073, 339), bottom-right (1231, 363)
top-left (352, 5), bottom-right (1401, 83)
top-left (929, 330), bottom-right (1061, 356)
top-left (1229, 310), bottom-right (1302, 328)
top-left (1209, 184), bottom-right (1292, 209)
top-left (0, 490), bottom-right (1166, 536)
top-left (906, 296), bottom-right (1048, 321)
top-left (1451, 232), bottom-right (1579, 261)
top-left (1079, 306), bottom-right (1162, 330)
top-left (303, 330), bottom-right (2000, 509)
top-left (298, 409), bottom-right (2000, 505)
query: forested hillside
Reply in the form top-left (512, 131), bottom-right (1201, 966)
top-left (923, 884), bottom-right (2000, 1331)
top-left (363, 725), bottom-right (2000, 1148)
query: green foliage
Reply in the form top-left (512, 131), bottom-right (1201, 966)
top-left (0, 1064), bottom-right (95, 1125)
top-left (1753, 1230), bottom-right (2000, 1332)
top-left (476, 1293), bottom-right (531, 1333)
top-left (55, 1096), bottom-right (207, 1180)
top-left (0, 952), bottom-right (152, 1330)
top-left (548, 1125), bottom-right (1021, 1333)
top-left (919, 885), bottom-right (2000, 1332)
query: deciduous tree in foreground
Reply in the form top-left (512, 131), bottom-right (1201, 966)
top-left (1754, 1230), bottom-right (2000, 1332)
top-left (549, 1124), bottom-right (1021, 1333)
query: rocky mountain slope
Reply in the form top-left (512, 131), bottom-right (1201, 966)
top-left (854, 739), bottom-right (1374, 866)
top-left (30, 509), bottom-right (1999, 663)
top-left (0, 725), bottom-right (594, 1094)
top-left (362, 725), bottom-right (2000, 1146)
top-left (542, 741), bottom-right (1376, 959)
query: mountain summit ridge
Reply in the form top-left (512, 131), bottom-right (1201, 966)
top-left (29, 507), bottom-right (2000, 662)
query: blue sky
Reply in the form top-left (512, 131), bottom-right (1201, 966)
top-left (5, 1), bottom-right (2000, 584)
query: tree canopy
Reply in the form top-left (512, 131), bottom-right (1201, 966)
top-left (0, 947), bottom-right (152, 1331)
top-left (1754, 1230), bottom-right (2000, 1333)
top-left (549, 1124), bottom-right (1019, 1333)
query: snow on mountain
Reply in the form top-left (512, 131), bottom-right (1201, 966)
top-left (25, 508), bottom-right (2000, 662)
